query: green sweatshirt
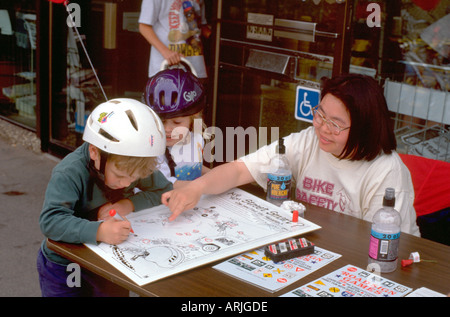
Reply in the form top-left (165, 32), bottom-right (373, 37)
top-left (39, 142), bottom-right (173, 265)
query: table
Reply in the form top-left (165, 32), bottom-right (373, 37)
top-left (47, 185), bottom-right (450, 297)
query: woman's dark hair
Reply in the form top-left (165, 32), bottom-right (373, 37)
top-left (321, 74), bottom-right (396, 161)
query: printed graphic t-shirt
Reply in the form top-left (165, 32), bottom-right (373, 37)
top-left (139, 0), bottom-right (207, 78)
top-left (158, 132), bottom-right (204, 184)
top-left (241, 126), bottom-right (420, 236)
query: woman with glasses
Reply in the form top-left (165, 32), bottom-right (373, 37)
top-left (162, 74), bottom-right (420, 236)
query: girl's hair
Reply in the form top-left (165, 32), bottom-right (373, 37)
top-left (168, 110), bottom-right (211, 142)
top-left (189, 111), bottom-right (205, 131)
top-left (321, 74), bottom-right (396, 161)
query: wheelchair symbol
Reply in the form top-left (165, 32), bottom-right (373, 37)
top-left (295, 86), bottom-right (320, 123)
top-left (299, 92), bottom-right (312, 117)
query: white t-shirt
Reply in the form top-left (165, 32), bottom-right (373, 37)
top-left (158, 132), bottom-right (204, 184)
top-left (139, 0), bottom-right (207, 78)
top-left (241, 126), bottom-right (420, 236)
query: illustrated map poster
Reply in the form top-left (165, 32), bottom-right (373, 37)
top-left (281, 264), bottom-right (413, 297)
top-left (85, 189), bottom-right (321, 286)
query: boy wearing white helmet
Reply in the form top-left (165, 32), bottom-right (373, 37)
top-left (37, 98), bottom-right (172, 297)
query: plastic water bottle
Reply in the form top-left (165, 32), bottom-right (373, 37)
top-left (266, 138), bottom-right (292, 206)
top-left (368, 188), bottom-right (402, 273)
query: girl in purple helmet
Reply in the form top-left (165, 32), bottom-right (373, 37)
top-left (144, 67), bottom-right (210, 188)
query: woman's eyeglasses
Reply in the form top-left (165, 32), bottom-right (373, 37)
top-left (312, 107), bottom-right (350, 135)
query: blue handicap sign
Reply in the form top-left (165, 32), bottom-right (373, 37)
top-left (295, 86), bottom-right (321, 123)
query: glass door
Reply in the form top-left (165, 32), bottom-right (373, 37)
top-left (210, 0), bottom-right (353, 163)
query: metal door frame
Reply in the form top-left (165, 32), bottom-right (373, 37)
top-left (209, 0), bottom-right (354, 128)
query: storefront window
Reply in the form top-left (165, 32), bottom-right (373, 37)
top-left (350, 0), bottom-right (449, 162)
top-left (220, 0), bottom-right (344, 80)
top-left (48, 1), bottom-right (105, 151)
top-left (0, 0), bottom-right (37, 129)
top-left (213, 0), bottom-right (350, 161)
top-left (48, 0), bottom-right (147, 154)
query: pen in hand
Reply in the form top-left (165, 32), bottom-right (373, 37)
top-left (109, 209), bottom-right (134, 234)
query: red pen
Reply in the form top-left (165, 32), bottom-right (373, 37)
top-left (109, 209), bottom-right (134, 233)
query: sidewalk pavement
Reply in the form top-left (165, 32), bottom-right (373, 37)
top-left (0, 135), bottom-right (59, 296)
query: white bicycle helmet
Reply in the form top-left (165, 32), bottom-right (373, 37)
top-left (83, 98), bottom-right (165, 157)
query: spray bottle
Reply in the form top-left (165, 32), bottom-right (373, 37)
top-left (368, 188), bottom-right (402, 273)
top-left (266, 138), bottom-right (292, 206)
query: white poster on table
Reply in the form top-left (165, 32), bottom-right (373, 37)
top-left (86, 189), bottom-right (321, 286)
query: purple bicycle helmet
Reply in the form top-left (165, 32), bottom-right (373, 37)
top-left (144, 68), bottom-right (205, 120)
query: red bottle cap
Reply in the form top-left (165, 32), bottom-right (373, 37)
top-left (292, 210), bottom-right (299, 222)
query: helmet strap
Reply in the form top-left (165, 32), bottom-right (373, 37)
top-left (99, 150), bottom-right (108, 179)
top-left (87, 151), bottom-right (126, 203)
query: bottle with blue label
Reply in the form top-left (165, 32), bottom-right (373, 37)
top-left (266, 138), bottom-right (292, 206)
top-left (368, 188), bottom-right (402, 273)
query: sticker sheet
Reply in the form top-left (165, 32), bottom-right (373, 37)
top-left (213, 246), bottom-right (341, 293)
top-left (85, 189), bottom-right (321, 286)
top-left (281, 264), bottom-right (413, 297)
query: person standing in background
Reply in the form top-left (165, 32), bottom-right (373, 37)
top-left (138, 0), bottom-right (208, 80)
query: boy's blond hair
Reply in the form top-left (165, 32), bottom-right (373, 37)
top-left (107, 153), bottom-right (158, 179)
top-left (95, 129), bottom-right (159, 179)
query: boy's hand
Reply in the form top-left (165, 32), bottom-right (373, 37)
top-left (96, 217), bottom-right (132, 245)
top-left (97, 199), bottom-right (134, 220)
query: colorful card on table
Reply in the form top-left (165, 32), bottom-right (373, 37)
top-left (214, 246), bottom-right (341, 293)
top-left (281, 264), bottom-right (413, 297)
